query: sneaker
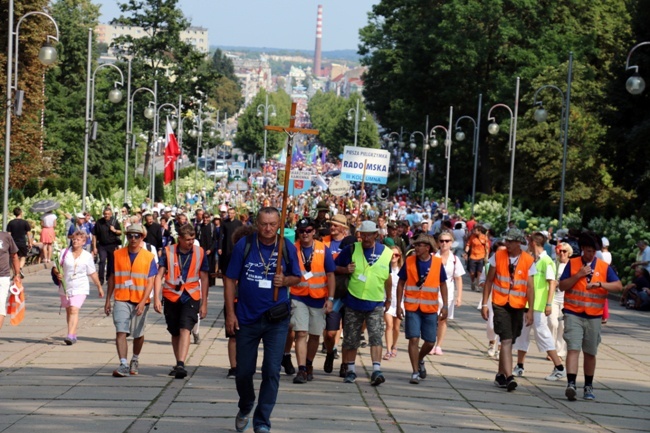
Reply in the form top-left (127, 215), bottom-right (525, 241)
top-left (565, 383), bottom-right (577, 401)
top-left (418, 361), bottom-right (427, 379)
top-left (360, 336), bottom-right (368, 348)
top-left (321, 342), bottom-right (327, 354)
top-left (175, 365), bottom-right (188, 379)
top-left (339, 363), bottom-right (348, 378)
top-left (306, 365), bottom-right (314, 381)
top-left (370, 371), bottom-right (385, 386)
top-left (253, 426), bottom-right (270, 433)
top-left (129, 358), bottom-right (139, 375)
top-left (192, 330), bottom-right (200, 344)
top-left (168, 366), bottom-right (178, 376)
top-left (227, 368), bottom-right (237, 379)
top-left (293, 370), bottom-right (308, 384)
top-left (434, 346), bottom-right (444, 356)
top-left (333, 348), bottom-right (339, 359)
top-left (513, 366), bottom-right (525, 377)
top-left (324, 352), bottom-right (335, 374)
top-left (343, 371), bottom-right (357, 383)
top-left (281, 354), bottom-right (295, 375)
top-left (487, 343), bottom-right (497, 358)
top-left (235, 410), bottom-right (251, 432)
top-left (583, 385), bottom-right (596, 400)
top-left (112, 363), bottom-right (130, 377)
top-left (545, 367), bottom-right (566, 381)
top-left (409, 373), bottom-right (420, 384)
top-left (506, 375), bottom-right (517, 392)
top-left (63, 337), bottom-right (76, 346)
top-left (494, 373), bottom-right (507, 388)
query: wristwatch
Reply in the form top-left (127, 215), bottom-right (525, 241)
top-left (327, 297), bottom-right (334, 302)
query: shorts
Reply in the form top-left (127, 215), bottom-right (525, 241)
top-left (513, 311), bottom-right (556, 352)
top-left (638, 290), bottom-right (650, 310)
top-left (342, 306), bottom-right (383, 350)
top-left (492, 303), bottom-right (524, 343)
top-left (325, 309), bottom-right (343, 331)
top-left (290, 299), bottom-right (326, 335)
top-left (405, 310), bottom-right (438, 343)
top-left (113, 300), bottom-right (149, 338)
top-left (563, 313), bottom-right (601, 356)
top-left (16, 244), bottom-right (29, 258)
top-left (163, 297), bottom-right (200, 336)
top-left (468, 259), bottom-right (485, 274)
top-left (0, 277), bottom-right (10, 316)
top-left (59, 294), bottom-right (87, 309)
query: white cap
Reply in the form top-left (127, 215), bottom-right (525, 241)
top-left (163, 206), bottom-right (172, 212)
top-left (219, 205), bottom-right (228, 212)
top-left (76, 212), bottom-right (85, 219)
top-left (602, 237), bottom-right (609, 247)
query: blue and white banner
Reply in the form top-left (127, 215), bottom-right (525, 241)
top-left (340, 146), bottom-right (391, 184)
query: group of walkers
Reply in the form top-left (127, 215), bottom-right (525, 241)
top-left (0, 188), bottom-right (636, 433)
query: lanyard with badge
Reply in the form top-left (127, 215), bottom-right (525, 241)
top-left (358, 243), bottom-right (376, 283)
top-left (300, 244), bottom-right (314, 280)
top-left (257, 236), bottom-right (277, 289)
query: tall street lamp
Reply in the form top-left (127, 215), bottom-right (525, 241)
top-left (257, 92), bottom-right (276, 163)
top-left (82, 28), bottom-right (125, 211)
top-left (348, 97), bottom-right (367, 147)
top-left (125, 83), bottom-right (156, 203)
top-left (625, 41), bottom-right (650, 95)
top-left (410, 116), bottom-right (435, 203)
top-left (189, 98), bottom-right (204, 192)
top-left (533, 52), bottom-right (573, 229)
top-left (487, 77), bottom-right (520, 223)
top-left (4, 2), bottom-right (59, 228)
top-left (387, 130), bottom-right (408, 190)
top-left (430, 112), bottom-right (453, 210)
top-left (454, 94), bottom-right (483, 215)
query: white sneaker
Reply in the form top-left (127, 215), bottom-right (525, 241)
top-left (487, 343), bottom-right (497, 358)
top-left (512, 366), bottom-right (524, 377)
top-left (545, 367), bottom-right (567, 381)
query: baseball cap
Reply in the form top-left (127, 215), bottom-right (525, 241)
top-left (163, 206), bottom-right (171, 212)
top-left (601, 237), bottom-right (609, 248)
top-left (296, 218), bottom-right (315, 230)
top-left (76, 212), bottom-right (85, 219)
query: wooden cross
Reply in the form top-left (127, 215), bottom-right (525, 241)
top-left (264, 102), bottom-right (319, 300)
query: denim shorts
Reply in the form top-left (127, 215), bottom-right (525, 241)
top-left (405, 309), bottom-right (438, 343)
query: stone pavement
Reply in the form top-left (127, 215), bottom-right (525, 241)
top-left (0, 266), bottom-right (648, 433)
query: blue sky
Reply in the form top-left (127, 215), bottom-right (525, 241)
top-left (95, 0), bottom-right (379, 51)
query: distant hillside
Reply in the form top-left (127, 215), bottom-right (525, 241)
top-left (213, 46), bottom-right (360, 62)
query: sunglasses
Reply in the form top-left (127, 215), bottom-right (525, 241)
top-left (127, 233), bottom-right (142, 239)
top-left (560, 250), bottom-right (568, 253)
top-left (439, 239), bottom-right (452, 243)
top-left (298, 228), bottom-right (314, 234)
top-left (393, 253), bottom-right (401, 258)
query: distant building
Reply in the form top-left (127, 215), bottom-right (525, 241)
top-left (230, 55), bottom-right (273, 107)
top-left (96, 23), bottom-right (209, 55)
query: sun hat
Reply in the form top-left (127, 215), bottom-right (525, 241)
top-left (126, 223), bottom-right (146, 234)
top-left (357, 221), bottom-right (378, 233)
top-left (330, 214), bottom-right (348, 227)
top-left (503, 228), bottom-right (526, 243)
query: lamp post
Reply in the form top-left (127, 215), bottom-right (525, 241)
top-left (4, 2), bottom-right (59, 228)
top-left (430, 121), bottom-right (453, 210)
top-left (123, 56), bottom-right (132, 203)
top-left (257, 93), bottom-right (276, 163)
top-left (410, 116), bottom-right (435, 203)
top-left (625, 41), bottom-right (650, 95)
top-left (533, 53), bottom-right (573, 229)
top-left (190, 99), bottom-right (204, 192)
top-left (487, 77), bottom-right (520, 223)
top-left (348, 97), bottom-right (367, 147)
top-left (126, 82), bottom-right (157, 201)
top-left (82, 28), bottom-right (125, 211)
top-left (387, 129), bottom-right (408, 190)
top-left (454, 94), bottom-right (483, 215)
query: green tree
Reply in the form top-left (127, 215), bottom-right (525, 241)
top-left (235, 89), bottom-right (292, 157)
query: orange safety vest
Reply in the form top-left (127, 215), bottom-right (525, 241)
top-left (468, 233), bottom-right (490, 260)
top-left (162, 244), bottom-right (204, 302)
top-left (113, 247), bottom-right (155, 304)
top-left (564, 257), bottom-right (608, 316)
top-left (491, 249), bottom-right (534, 308)
top-left (403, 255), bottom-right (442, 314)
top-left (291, 240), bottom-right (328, 299)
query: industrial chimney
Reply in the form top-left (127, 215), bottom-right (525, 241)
top-left (313, 4), bottom-right (322, 77)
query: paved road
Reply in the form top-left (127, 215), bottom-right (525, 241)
top-left (0, 265), bottom-right (648, 433)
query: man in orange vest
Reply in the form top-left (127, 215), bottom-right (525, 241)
top-left (104, 223), bottom-right (158, 378)
top-left (464, 225), bottom-right (490, 291)
top-left (396, 234), bottom-right (448, 384)
top-left (559, 232), bottom-right (621, 401)
top-left (154, 223), bottom-right (210, 379)
top-left (481, 228), bottom-right (535, 391)
top-left (285, 218), bottom-right (335, 384)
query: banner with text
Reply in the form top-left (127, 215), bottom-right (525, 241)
top-left (340, 146), bottom-right (391, 184)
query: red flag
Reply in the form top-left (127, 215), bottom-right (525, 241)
top-left (164, 118), bottom-right (181, 184)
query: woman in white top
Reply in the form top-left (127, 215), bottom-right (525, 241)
top-left (383, 246), bottom-right (404, 360)
top-left (548, 242), bottom-right (572, 358)
top-left (52, 231), bottom-right (103, 345)
top-left (431, 230), bottom-right (466, 355)
top-left (40, 210), bottom-right (57, 263)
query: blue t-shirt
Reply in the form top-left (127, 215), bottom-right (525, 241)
top-left (68, 222), bottom-right (93, 246)
top-left (397, 256), bottom-right (448, 283)
top-left (560, 257), bottom-right (619, 318)
top-left (335, 242), bottom-right (389, 312)
top-left (226, 234), bottom-right (302, 325)
top-left (292, 244), bottom-right (336, 308)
